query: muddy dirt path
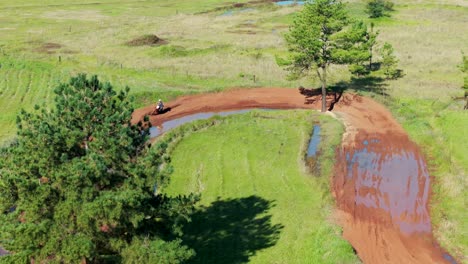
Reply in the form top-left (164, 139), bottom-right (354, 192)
top-left (133, 88), bottom-right (453, 263)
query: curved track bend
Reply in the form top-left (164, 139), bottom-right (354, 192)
top-left (133, 88), bottom-right (453, 264)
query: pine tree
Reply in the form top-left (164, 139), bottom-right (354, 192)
top-left (0, 74), bottom-right (198, 263)
top-left (460, 54), bottom-right (468, 109)
top-left (366, 0), bottom-right (394, 18)
top-left (381, 42), bottom-right (399, 79)
top-left (460, 54), bottom-right (468, 90)
top-left (337, 21), bottom-right (379, 77)
top-left (285, 0), bottom-right (374, 111)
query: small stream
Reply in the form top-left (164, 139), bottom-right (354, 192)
top-left (306, 125), bottom-right (321, 158)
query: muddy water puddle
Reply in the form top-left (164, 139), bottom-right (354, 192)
top-left (335, 132), bottom-right (458, 263)
top-left (443, 253), bottom-right (458, 264)
top-left (343, 136), bottom-right (431, 234)
top-left (150, 109), bottom-right (272, 138)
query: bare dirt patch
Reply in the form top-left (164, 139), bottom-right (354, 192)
top-left (35, 42), bottom-right (62, 54)
top-left (133, 88), bottom-right (456, 263)
top-left (125, 34), bottom-right (167, 47)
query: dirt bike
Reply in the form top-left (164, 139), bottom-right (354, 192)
top-left (153, 103), bottom-right (164, 115)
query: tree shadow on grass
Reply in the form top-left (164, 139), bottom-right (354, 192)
top-left (182, 196), bottom-right (283, 264)
top-left (341, 75), bottom-right (388, 96)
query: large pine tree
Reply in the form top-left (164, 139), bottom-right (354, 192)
top-left (0, 74), bottom-right (197, 263)
top-left (285, 0), bottom-right (375, 112)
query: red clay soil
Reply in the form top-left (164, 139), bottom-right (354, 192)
top-left (132, 87), bottom-right (453, 264)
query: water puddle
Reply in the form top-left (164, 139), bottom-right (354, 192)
top-left (220, 10), bottom-right (234, 16)
top-left (343, 137), bottom-right (431, 234)
top-left (443, 253), bottom-right (458, 264)
top-left (275, 1), bottom-right (305, 6)
top-left (306, 125), bottom-right (321, 158)
top-left (150, 109), bottom-right (271, 138)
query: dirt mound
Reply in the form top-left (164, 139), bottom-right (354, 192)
top-left (132, 88), bottom-right (456, 264)
top-left (125, 34), bottom-right (166, 47)
top-left (36, 42), bottom-right (62, 54)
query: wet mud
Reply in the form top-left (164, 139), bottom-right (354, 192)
top-left (132, 88), bottom-right (455, 263)
top-left (333, 132), bottom-right (447, 263)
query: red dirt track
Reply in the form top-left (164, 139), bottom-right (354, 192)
top-left (132, 88), bottom-right (452, 264)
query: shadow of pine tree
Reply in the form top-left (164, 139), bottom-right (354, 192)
top-left (182, 195), bottom-right (283, 264)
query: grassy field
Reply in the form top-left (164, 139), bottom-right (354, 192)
top-left (0, 0), bottom-right (301, 142)
top-left (163, 110), bottom-right (359, 264)
top-left (0, 0), bottom-right (466, 260)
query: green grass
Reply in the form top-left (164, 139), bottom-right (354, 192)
top-left (0, 0), bottom-right (304, 140)
top-left (0, 0), bottom-right (467, 260)
top-left (163, 110), bottom-right (359, 264)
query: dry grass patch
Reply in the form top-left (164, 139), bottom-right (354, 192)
top-left (42, 10), bottom-right (108, 21)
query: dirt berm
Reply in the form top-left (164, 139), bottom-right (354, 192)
top-left (133, 88), bottom-right (454, 264)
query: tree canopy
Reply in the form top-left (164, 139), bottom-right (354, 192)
top-left (0, 74), bottom-right (198, 263)
top-left (365, 0), bottom-right (394, 18)
top-left (285, 0), bottom-right (375, 112)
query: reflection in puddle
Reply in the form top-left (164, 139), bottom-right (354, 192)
top-left (150, 109), bottom-right (271, 138)
top-left (344, 138), bottom-right (431, 234)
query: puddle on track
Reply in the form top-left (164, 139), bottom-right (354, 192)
top-left (335, 132), bottom-right (459, 263)
top-left (150, 109), bottom-right (271, 138)
top-left (443, 253), bottom-right (458, 264)
top-left (343, 136), bottom-right (431, 234)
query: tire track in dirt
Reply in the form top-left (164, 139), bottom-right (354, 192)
top-left (133, 87), bottom-right (455, 264)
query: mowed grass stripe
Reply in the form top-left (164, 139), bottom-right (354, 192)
top-left (165, 111), bottom-right (358, 264)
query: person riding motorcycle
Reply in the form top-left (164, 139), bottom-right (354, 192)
top-left (156, 99), bottom-right (164, 113)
